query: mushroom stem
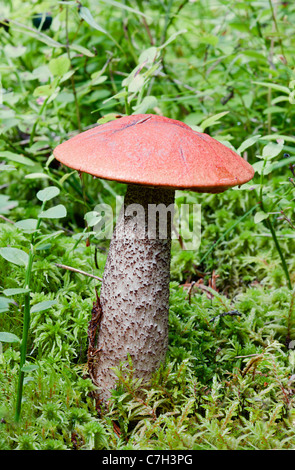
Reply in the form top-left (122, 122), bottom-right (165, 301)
top-left (92, 183), bottom-right (175, 401)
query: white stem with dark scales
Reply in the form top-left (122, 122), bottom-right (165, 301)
top-left (92, 184), bottom-right (175, 401)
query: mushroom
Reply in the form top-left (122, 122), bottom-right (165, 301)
top-left (53, 113), bottom-right (254, 401)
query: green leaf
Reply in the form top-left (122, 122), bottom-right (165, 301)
top-left (3, 288), bottom-right (30, 296)
top-left (49, 56), bottom-right (71, 77)
top-left (0, 332), bottom-right (21, 343)
top-left (138, 47), bottom-right (160, 65)
top-left (271, 155), bottom-right (295, 171)
top-left (252, 160), bottom-right (273, 175)
top-left (103, 90), bottom-right (128, 104)
top-left (263, 134), bottom-right (295, 144)
top-left (133, 95), bottom-right (157, 114)
top-left (10, 20), bottom-right (64, 48)
top-left (25, 173), bottom-right (52, 180)
top-left (0, 151), bottom-right (35, 167)
top-left (59, 69), bottom-right (75, 84)
top-left (4, 44), bottom-right (26, 58)
top-left (252, 81), bottom-right (290, 95)
top-left (159, 29), bottom-right (187, 49)
top-left (289, 90), bottom-right (295, 104)
top-left (97, 113), bottom-right (119, 125)
top-left (33, 84), bottom-right (54, 98)
top-left (79, 6), bottom-right (108, 34)
top-left (128, 74), bottom-right (145, 94)
top-left (254, 211), bottom-right (269, 224)
top-left (0, 194), bottom-right (18, 214)
top-left (35, 243), bottom-right (51, 251)
top-left (262, 141), bottom-right (284, 159)
top-left (198, 34), bottom-right (218, 46)
top-left (0, 164), bottom-right (16, 173)
top-left (59, 171), bottom-right (76, 185)
top-left (98, 0), bottom-right (149, 19)
top-left (15, 219), bottom-right (38, 231)
top-left (237, 135), bottom-right (261, 154)
top-left (35, 231), bottom-right (64, 247)
top-left (200, 112), bottom-right (229, 131)
top-left (37, 186), bottom-right (60, 202)
top-left (85, 211), bottom-right (101, 227)
top-left (263, 105), bottom-right (285, 115)
top-left (89, 73), bottom-right (108, 86)
top-left (32, 64), bottom-right (51, 82)
top-left (0, 297), bottom-right (14, 314)
top-left (21, 364), bottom-right (38, 373)
top-left (0, 247), bottom-right (29, 267)
top-left (30, 300), bottom-right (57, 313)
top-left (79, 6), bottom-right (120, 49)
top-left (69, 44), bottom-right (95, 58)
top-left (39, 204), bottom-right (67, 219)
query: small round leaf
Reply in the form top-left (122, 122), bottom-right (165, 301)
top-left (37, 186), bottom-right (60, 202)
top-left (0, 332), bottom-right (21, 343)
top-left (15, 219), bottom-right (38, 231)
top-left (0, 247), bottom-right (29, 267)
top-left (39, 204), bottom-right (67, 219)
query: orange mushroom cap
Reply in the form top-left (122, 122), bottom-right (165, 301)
top-left (53, 114), bottom-right (254, 193)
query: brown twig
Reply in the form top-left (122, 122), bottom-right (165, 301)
top-left (182, 270), bottom-right (220, 302)
top-left (279, 210), bottom-right (295, 231)
top-left (210, 310), bottom-right (242, 323)
top-left (55, 263), bottom-right (102, 281)
top-left (0, 214), bottom-right (15, 224)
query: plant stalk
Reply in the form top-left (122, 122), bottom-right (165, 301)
top-left (259, 160), bottom-right (292, 290)
top-left (265, 217), bottom-right (292, 290)
top-left (14, 247), bottom-right (34, 422)
top-left (15, 204), bottom-right (44, 422)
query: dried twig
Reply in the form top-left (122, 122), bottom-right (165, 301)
top-left (182, 271), bottom-right (220, 302)
top-left (210, 310), bottom-right (242, 323)
top-left (209, 270), bottom-right (219, 292)
top-left (0, 214), bottom-right (15, 224)
top-left (55, 263), bottom-right (102, 281)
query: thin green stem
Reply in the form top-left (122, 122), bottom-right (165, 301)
top-left (265, 217), bottom-right (292, 290)
top-left (268, 0), bottom-right (286, 61)
top-left (29, 97), bottom-right (49, 147)
top-left (14, 201), bottom-right (45, 422)
top-left (124, 87), bottom-right (131, 115)
top-left (259, 162), bottom-right (292, 290)
top-left (15, 247), bottom-right (34, 422)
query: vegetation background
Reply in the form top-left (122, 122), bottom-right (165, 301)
top-left (1, 0), bottom-right (295, 450)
